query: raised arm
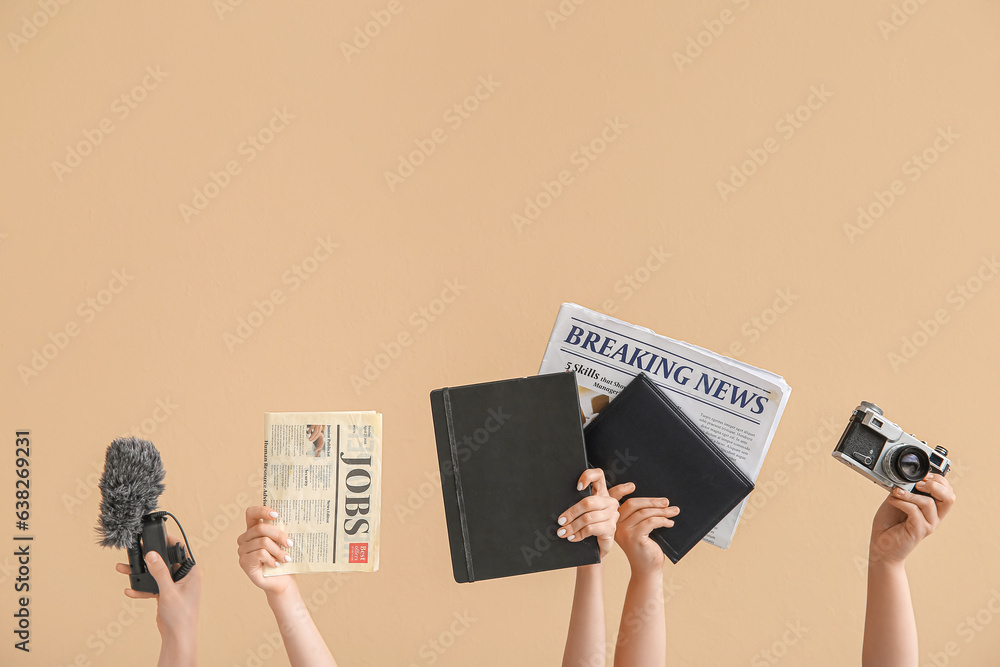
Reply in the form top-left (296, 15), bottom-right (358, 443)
top-left (237, 506), bottom-right (338, 667)
top-left (116, 533), bottom-right (202, 667)
top-left (561, 469), bottom-right (624, 667)
top-left (610, 489), bottom-right (679, 667)
top-left (863, 475), bottom-right (955, 667)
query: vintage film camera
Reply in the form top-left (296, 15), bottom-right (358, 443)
top-left (831, 401), bottom-right (950, 492)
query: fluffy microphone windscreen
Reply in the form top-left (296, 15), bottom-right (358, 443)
top-left (96, 437), bottom-right (166, 549)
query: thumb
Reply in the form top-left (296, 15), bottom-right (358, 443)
top-left (608, 482), bottom-right (635, 502)
top-left (144, 550), bottom-right (173, 593)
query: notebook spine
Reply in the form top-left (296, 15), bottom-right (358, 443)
top-left (442, 388), bottom-right (475, 582)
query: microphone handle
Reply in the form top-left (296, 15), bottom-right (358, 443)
top-left (128, 516), bottom-right (171, 594)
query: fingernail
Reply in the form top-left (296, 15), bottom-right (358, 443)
top-left (568, 534), bottom-right (577, 541)
top-left (558, 516), bottom-right (567, 526)
top-left (894, 488), bottom-right (905, 496)
top-left (558, 528), bottom-right (567, 537)
top-left (286, 539), bottom-right (294, 547)
top-left (146, 551), bottom-right (160, 563)
top-left (284, 554), bottom-right (292, 562)
top-left (269, 511), bottom-right (279, 518)
top-left (925, 473), bottom-right (934, 479)
top-left (916, 480), bottom-right (926, 487)
top-left (577, 482), bottom-right (584, 491)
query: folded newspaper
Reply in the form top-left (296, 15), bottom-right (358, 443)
top-left (539, 303), bottom-right (790, 549)
top-left (262, 411), bottom-right (382, 574)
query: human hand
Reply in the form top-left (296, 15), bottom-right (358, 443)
top-left (307, 426), bottom-right (325, 456)
top-left (557, 469), bottom-right (627, 560)
top-left (870, 473), bottom-right (956, 565)
top-left (237, 506), bottom-right (296, 598)
top-left (609, 486), bottom-right (680, 576)
top-left (115, 533), bottom-right (201, 644)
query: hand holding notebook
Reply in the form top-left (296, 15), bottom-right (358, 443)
top-left (430, 372), bottom-right (601, 582)
top-left (611, 492), bottom-right (682, 573)
top-left (584, 373), bottom-right (754, 563)
top-left (558, 468), bottom-right (631, 560)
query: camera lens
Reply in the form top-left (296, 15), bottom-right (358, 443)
top-left (889, 446), bottom-right (930, 483)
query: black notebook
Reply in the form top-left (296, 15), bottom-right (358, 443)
top-left (584, 373), bottom-right (754, 563)
top-left (430, 372), bottom-right (600, 583)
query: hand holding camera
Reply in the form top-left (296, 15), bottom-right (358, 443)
top-left (833, 401), bottom-right (959, 667)
top-left (831, 401), bottom-right (957, 563)
top-left (870, 474), bottom-right (956, 565)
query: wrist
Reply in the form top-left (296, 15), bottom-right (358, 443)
top-left (159, 626), bottom-right (198, 664)
top-left (627, 562), bottom-right (664, 585)
top-left (868, 538), bottom-right (909, 571)
top-left (265, 580), bottom-right (301, 609)
top-left (868, 553), bottom-right (906, 574)
top-left (160, 612), bottom-right (198, 640)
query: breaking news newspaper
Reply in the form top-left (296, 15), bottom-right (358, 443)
top-left (263, 411), bottom-right (382, 574)
top-left (539, 303), bottom-right (791, 549)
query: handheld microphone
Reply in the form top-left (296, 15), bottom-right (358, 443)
top-left (96, 437), bottom-right (195, 593)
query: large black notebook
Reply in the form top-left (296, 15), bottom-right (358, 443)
top-left (584, 373), bottom-right (754, 563)
top-left (430, 372), bottom-right (600, 583)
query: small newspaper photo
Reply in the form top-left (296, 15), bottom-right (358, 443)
top-left (262, 411), bottom-right (382, 575)
top-left (539, 303), bottom-right (791, 550)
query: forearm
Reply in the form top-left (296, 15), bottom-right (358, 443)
top-left (863, 558), bottom-right (916, 667)
top-left (158, 625), bottom-right (198, 667)
top-left (563, 563), bottom-right (607, 667)
top-left (267, 584), bottom-right (337, 667)
top-left (614, 569), bottom-right (665, 667)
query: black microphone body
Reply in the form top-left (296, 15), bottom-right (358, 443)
top-left (126, 514), bottom-right (192, 593)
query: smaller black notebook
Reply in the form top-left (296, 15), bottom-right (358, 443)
top-left (584, 373), bottom-right (754, 563)
top-left (430, 372), bottom-right (600, 583)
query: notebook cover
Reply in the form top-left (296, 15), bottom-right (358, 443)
top-left (430, 372), bottom-right (600, 583)
top-left (583, 373), bottom-right (754, 563)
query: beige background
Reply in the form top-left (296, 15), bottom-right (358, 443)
top-left (3, 1), bottom-right (999, 665)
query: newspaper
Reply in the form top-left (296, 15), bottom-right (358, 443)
top-left (539, 303), bottom-right (791, 549)
top-left (262, 411), bottom-right (382, 574)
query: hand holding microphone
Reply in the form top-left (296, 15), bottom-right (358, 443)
top-left (115, 531), bottom-right (202, 645)
top-left (97, 436), bottom-right (196, 593)
top-left (98, 436), bottom-right (200, 666)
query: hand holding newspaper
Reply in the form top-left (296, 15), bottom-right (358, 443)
top-left (539, 303), bottom-right (791, 549)
top-left (263, 411), bottom-right (382, 574)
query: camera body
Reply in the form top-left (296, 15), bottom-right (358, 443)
top-left (831, 401), bottom-right (950, 492)
top-left (127, 513), bottom-right (193, 593)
